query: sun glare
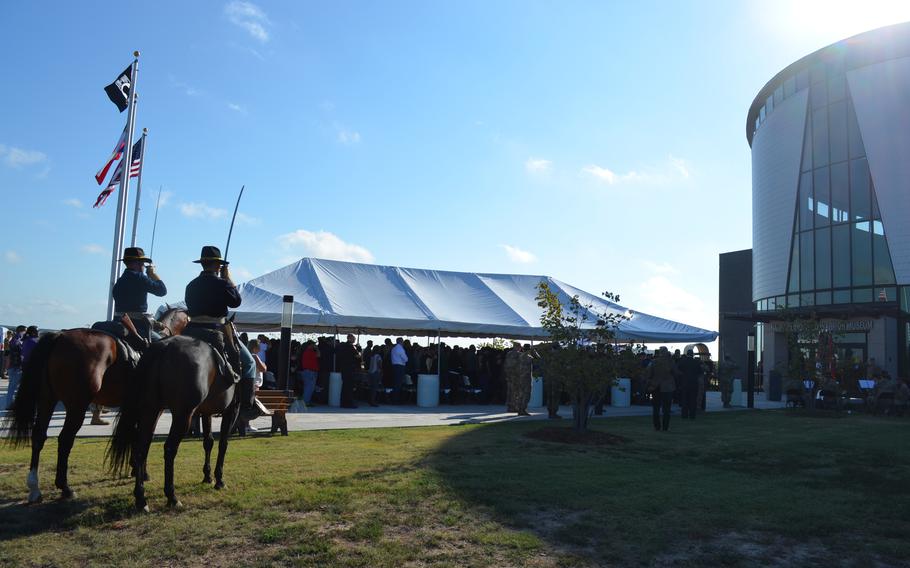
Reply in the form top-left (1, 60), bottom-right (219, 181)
top-left (761, 0), bottom-right (910, 43)
top-left (782, 0), bottom-right (910, 42)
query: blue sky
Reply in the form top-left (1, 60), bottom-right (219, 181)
top-left (2, 1), bottom-right (910, 339)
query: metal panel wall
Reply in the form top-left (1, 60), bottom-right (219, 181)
top-left (751, 89), bottom-right (809, 301)
top-left (847, 57), bottom-right (910, 285)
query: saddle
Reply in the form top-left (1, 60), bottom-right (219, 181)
top-left (90, 318), bottom-right (144, 370)
top-left (181, 325), bottom-right (242, 385)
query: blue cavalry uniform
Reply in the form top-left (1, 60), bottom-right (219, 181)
top-left (112, 246), bottom-right (167, 341)
top-left (183, 245), bottom-right (264, 421)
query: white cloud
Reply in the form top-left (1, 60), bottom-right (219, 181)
top-left (640, 260), bottom-right (679, 275)
top-left (669, 155), bottom-right (690, 179)
top-left (581, 155), bottom-right (692, 186)
top-left (63, 198), bottom-right (83, 209)
top-left (157, 190), bottom-right (174, 208)
top-left (525, 158), bottom-right (552, 174)
top-left (635, 275), bottom-right (714, 332)
top-left (277, 229), bottom-right (374, 263)
top-left (227, 102), bottom-right (247, 114)
top-left (0, 298), bottom-right (79, 319)
top-left (179, 202), bottom-right (228, 220)
top-left (337, 129), bottom-right (362, 145)
top-left (232, 266), bottom-right (254, 280)
top-left (500, 244), bottom-right (537, 264)
top-left (81, 244), bottom-right (105, 255)
top-left (581, 164), bottom-right (617, 184)
top-left (4, 250), bottom-right (21, 263)
top-left (225, 1), bottom-right (271, 43)
top-left (236, 212), bottom-right (260, 226)
top-left (0, 144), bottom-right (47, 169)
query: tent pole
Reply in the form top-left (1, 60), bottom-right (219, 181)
top-left (333, 326), bottom-right (338, 372)
top-left (437, 329), bottom-right (441, 380)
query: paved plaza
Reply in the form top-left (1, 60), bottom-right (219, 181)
top-left (0, 378), bottom-right (785, 437)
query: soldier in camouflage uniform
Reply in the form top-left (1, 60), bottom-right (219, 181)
top-left (504, 343), bottom-right (533, 415)
top-left (717, 355), bottom-right (738, 408)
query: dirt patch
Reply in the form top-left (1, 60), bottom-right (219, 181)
top-left (652, 530), bottom-right (836, 567)
top-left (524, 427), bottom-right (629, 446)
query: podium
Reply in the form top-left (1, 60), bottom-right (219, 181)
top-left (731, 378), bottom-right (743, 407)
top-left (417, 374), bottom-right (439, 407)
top-left (529, 377), bottom-right (543, 408)
top-left (329, 372), bottom-right (342, 407)
top-left (611, 378), bottom-right (631, 407)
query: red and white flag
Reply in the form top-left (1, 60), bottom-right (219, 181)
top-left (94, 159), bottom-right (124, 208)
top-left (95, 125), bottom-right (127, 185)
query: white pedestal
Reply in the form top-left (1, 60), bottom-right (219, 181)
top-left (731, 378), bottom-right (743, 407)
top-left (329, 372), bottom-right (342, 408)
top-left (611, 378), bottom-right (631, 407)
top-left (417, 374), bottom-right (439, 408)
top-left (529, 377), bottom-right (543, 408)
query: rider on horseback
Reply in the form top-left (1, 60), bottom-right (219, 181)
top-left (184, 246), bottom-right (265, 421)
top-left (112, 246), bottom-right (167, 345)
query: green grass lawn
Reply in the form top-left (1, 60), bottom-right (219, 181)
top-left (1, 410), bottom-right (909, 567)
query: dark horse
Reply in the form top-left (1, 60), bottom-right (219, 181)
top-left (1, 308), bottom-right (188, 503)
top-left (107, 332), bottom-right (241, 511)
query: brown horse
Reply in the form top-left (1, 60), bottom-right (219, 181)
top-left (107, 332), bottom-right (241, 511)
top-left (1, 308), bottom-right (188, 504)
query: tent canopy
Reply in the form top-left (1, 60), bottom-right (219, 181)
top-left (207, 258), bottom-right (716, 343)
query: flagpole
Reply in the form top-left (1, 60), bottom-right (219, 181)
top-left (129, 127), bottom-right (148, 247)
top-left (106, 51), bottom-right (140, 321)
top-left (149, 185), bottom-right (163, 260)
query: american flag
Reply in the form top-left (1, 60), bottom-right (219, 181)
top-left (129, 137), bottom-right (143, 178)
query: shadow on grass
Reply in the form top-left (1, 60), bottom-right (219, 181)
top-left (0, 434), bottom-right (224, 542)
top-left (424, 410), bottom-right (910, 566)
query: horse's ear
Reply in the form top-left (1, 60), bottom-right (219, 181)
top-left (166, 303), bottom-right (171, 310)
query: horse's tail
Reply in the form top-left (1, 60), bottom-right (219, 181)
top-left (106, 342), bottom-right (159, 476)
top-left (2, 332), bottom-right (61, 447)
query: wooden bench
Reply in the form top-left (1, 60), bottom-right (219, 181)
top-left (256, 389), bottom-right (296, 436)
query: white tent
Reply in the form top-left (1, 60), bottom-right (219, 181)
top-left (217, 258), bottom-right (717, 343)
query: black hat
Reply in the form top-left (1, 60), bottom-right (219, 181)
top-left (120, 247), bottom-right (152, 264)
top-left (193, 245), bottom-right (229, 265)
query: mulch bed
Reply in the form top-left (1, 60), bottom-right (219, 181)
top-left (524, 427), bottom-right (630, 446)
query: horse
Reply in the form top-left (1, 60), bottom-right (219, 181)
top-left (106, 331), bottom-right (241, 511)
top-left (1, 308), bottom-right (188, 504)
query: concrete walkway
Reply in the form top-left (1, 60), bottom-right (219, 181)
top-left (0, 377), bottom-right (785, 437)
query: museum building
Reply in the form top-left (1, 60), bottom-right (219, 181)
top-left (721, 22), bottom-right (910, 386)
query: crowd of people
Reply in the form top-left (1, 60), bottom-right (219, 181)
top-left (1, 325), bottom-right (39, 411)
top-left (238, 333), bottom-right (542, 411)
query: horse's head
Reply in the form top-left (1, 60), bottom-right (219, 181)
top-left (157, 307), bottom-right (190, 337)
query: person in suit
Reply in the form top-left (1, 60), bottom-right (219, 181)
top-left (335, 334), bottom-right (362, 408)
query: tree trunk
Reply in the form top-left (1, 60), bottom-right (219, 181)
top-left (573, 387), bottom-right (590, 433)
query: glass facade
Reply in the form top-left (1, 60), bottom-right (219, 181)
top-left (754, 54), bottom-right (897, 312)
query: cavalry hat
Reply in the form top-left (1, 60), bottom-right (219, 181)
top-left (193, 245), bottom-right (229, 265)
top-left (120, 247), bottom-right (152, 264)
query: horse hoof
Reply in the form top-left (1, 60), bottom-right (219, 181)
top-left (27, 490), bottom-right (43, 505)
top-left (202, 477), bottom-right (212, 485)
top-left (214, 481), bottom-right (225, 490)
top-left (138, 505), bottom-right (150, 514)
top-left (167, 500), bottom-right (183, 509)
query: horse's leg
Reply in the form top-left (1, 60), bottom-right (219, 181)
top-left (27, 396), bottom-right (57, 504)
top-left (133, 408), bottom-right (160, 513)
top-left (54, 401), bottom-right (90, 499)
top-left (201, 415), bottom-right (214, 484)
top-left (214, 401), bottom-right (240, 490)
top-left (163, 411), bottom-right (192, 508)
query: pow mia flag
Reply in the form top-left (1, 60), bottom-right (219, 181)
top-left (104, 65), bottom-right (132, 112)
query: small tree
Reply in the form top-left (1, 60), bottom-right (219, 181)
top-left (535, 281), bottom-right (630, 432)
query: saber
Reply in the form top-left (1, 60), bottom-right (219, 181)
top-left (224, 185), bottom-right (245, 262)
top-left (149, 185), bottom-right (163, 260)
